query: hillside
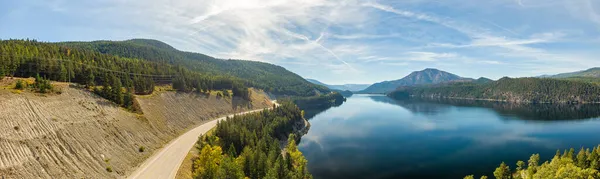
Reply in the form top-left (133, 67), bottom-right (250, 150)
top-left (546, 67), bottom-right (600, 78)
top-left (361, 68), bottom-right (472, 94)
top-left (389, 77), bottom-right (600, 103)
top-left (0, 78), bottom-right (271, 178)
top-left (58, 39), bottom-right (328, 96)
top-left (306, 79), bottom-right (370, 92)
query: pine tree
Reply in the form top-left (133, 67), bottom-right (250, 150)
top-left (527, 154), bottom-right (540, 178)
top-left (59, 64), bottom-right (68, 82)
top-left (493, 162), bottom-right (511, 179)
top-left (111, 76), bottom-right (123, 105)
top-left (0, 65), bottom-right (5, 79)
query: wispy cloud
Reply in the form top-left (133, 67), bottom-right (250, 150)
top-left (3, 0), bottom-right (600, 83)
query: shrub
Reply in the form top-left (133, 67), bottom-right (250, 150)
top-left (15, 80), bottom-right (24, 90)
top-left (138, 146), bottom-right (145, 153)
top-left (223, 90), bottom-right (230, 97)
top-left (106, 166), bottom-right (113, 172)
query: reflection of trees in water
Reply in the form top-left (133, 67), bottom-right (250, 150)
top-left (368, 95), bottom-right (453, 115)
top-left (302, 102), bottom-right (343, 119)
top-left (368, 96), bottom-right (600, 121)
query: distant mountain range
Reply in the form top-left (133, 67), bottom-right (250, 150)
top-left (541, 68), bottom-right (600, 78)
top-left (306, 79), bottom-right (370, 92)
top-left (360, 68), bottom-right (476, 94)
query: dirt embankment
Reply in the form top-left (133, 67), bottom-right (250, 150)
top-left (0, 78), bottom-right (272, 179)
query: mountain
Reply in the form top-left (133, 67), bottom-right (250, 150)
top-left (306, 79), bottom-right (370, 92)
top-left (545, 67), bottom-right (600, 78)
top-left (360, 68), bottom-right (472, 94)
top-left (58, 39), bottom-right (328, 96)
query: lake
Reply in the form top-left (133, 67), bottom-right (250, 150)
top-left (298, 94), bottom-right (600, 179)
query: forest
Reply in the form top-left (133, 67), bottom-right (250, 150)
top-left (192, 101), bottom-right (312, 179)
top-left (58, 39), bottom-right (329, 96)
top-left (289, 92), bottom-right (346, 110)
top-left (389, 77), bottom-right (600, 104)
top-left (466, 146), bottom-right (600, 179)
top-left (0, 39), bottom-right (268, 108)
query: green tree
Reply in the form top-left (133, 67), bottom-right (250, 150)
top-left (123, 91), bottom-right (135, 110)
top-left (516, 160), bottom-right (525, 171)
top-left (34, 74), bottom-right (53, 93)
top-left (527, 154), bottom-right (540, 178)
top-left (493, 162), bottom-right (511, 179)
top-left (58, 64), bottom-right (68, 82)
top-left (219, 156), bottom-right (244, 179)
top-left (193, 145), bottom-right (223, 179)
top-left (111, 76), bottom-right (123, 105)
top-left (0, 66), bottom-right (5, 79)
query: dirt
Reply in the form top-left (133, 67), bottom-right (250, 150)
top-left (0, 78), bottom-right (272, 178)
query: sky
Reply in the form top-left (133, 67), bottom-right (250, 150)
top-left (1, 0), bottom-right (600, 84)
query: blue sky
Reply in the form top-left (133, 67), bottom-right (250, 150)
top-left (1, 0), bottom-right (600, 84)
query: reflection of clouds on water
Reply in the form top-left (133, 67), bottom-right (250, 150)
top-left (470, 131), bottom-right (554, 148)
top-left (299, 95), bottom-right (600, 179)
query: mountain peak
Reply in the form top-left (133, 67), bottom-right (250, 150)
top-left (361, 68), bottom-right (467, 94)
top-left (422, 68), bottom-right (440, 71)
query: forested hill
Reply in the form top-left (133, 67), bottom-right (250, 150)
top-left (545, 67), bottom-right (600, 78)
top-left (58, 39), bottom-right (328, 96)
top-left (388, 77), bottom-right (600, 104)
top-left (0, 39), bottom-right (259, 105)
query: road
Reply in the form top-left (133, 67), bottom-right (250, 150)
top-left (127, 108), bottom-right (269, 179)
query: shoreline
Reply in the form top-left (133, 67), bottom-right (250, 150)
top-left (396, 95), bottom-right (600, 104)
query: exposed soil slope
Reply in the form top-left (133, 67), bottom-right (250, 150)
top-left (0, 78), bottom-right (271, 178)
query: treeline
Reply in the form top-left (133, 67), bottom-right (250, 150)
top-left (290, 92), bottom-right (346, 110)
top-left (192, 101), bottom-right (312, 179)
top-left (467, 146), bottom-right (600, 179)
top-left (59, 39), bottom-right (329, 96)
top-left (0, 39), bottom-right (251, 105)
top-left (393, 98), bottom-right (600, 121)
top-left (389, 77), bottom-right (600, 103)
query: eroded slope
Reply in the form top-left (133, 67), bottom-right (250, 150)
top-left (0, 80), bottom-right (271, 178)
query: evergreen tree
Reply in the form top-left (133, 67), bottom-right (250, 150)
top-left (58, 64), bottom-right (67, 82)
top-left (111, 76), bottom-right (123, 105)
top-left (576, 148), bottom-right (589, 168)
top-left (493, 162), bottom-right (511, 179)
top-left (0, 66), bottom-right (5, 79)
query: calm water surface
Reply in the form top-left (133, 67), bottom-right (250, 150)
top-left (298, 94), bottom-right (600, 179)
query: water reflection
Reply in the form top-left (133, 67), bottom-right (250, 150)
top-left (368, 95), bottom-right (600, 121)
top-left (299, 95), bottom-right (600, 179)
top-left (301, 101), bottom-right (343, 119)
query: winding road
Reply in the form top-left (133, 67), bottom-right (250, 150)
top-left (127, 108), bottom-right (270, 179)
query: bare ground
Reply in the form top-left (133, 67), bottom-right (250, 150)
top-left (0, 78), bottom-right (272, 178)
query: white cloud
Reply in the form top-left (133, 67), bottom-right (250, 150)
top-left (5, 0), bottom-right (600, 83)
